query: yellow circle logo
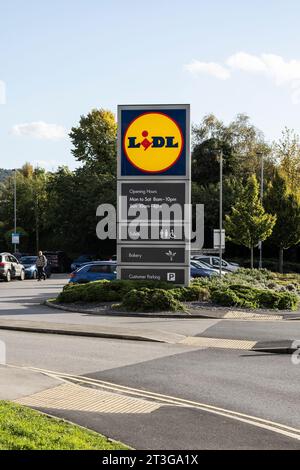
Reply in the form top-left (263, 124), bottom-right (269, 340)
top-left (124, 112), bottom-right (183, 173)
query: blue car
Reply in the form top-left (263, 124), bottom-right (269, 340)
top-left (69, 261), bottom-right (117, 283)
top-left (20, 256), bottom-right (51, 279)
top-left (190, 260), bottom-right (218, 278)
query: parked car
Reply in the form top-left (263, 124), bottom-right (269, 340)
top-left (0, 252), bottom-right (25, 282)
top-left (191, 259), bottom-right (228, 276)
top-left (191, 255), bottom-right (239, 273)
top-left (20, 256), bottom-right (52, 279)
top-left (190, 260), bottom-right (218, 278)
top-left (69, 261), bottom-right (117, 284)
top-left (43, 251), bottom-right (71, 273)
top-left (70, 254), bottom-right (99, 272)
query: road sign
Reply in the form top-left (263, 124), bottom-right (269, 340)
top-left (11, 233), bottom-right (20, 245)
top-left (213, 229), bottom-right (225, 249)
top-left (117, 104), bottom-right (191, 286)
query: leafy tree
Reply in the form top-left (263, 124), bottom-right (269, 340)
top-left (225, 175), bottom-right (276, 268)
top-left (192, 113), bottom-right (274, 185)
top-left (69, 108), bottom-right (117, 174)
top-left (273, 128), bottom-right (300, 198)
top-left (265, 171), bottom-right (300, 272)
top-left (192, 176), bottom-right (244, 245)
top-left (0, 165), bottom-right (48, 252)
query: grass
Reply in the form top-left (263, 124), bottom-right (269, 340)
top-left (0, 401), bottom-right (128, 450)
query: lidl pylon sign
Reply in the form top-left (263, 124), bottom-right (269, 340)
top-left (117, 104), bottom-right (190, 286)
top-left (119, 106), bottom-right (188, 177)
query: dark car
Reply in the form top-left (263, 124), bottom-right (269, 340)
top-left (70, 254), bottom-right (99, 272)
top-left (43, 251), bottom-right (71, 273)
top-left (20, 256), bottom-right (52, 279)
top-left (0, 252), bottom-right (25, 282)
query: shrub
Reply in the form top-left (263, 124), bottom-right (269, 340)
top-left (57, 279), bottom-right (175, 303)
top-left (210, 284), bottom-right (299, 310)
top-left (121, 288), bottom-right (184, 312)
top-left (171, 286), bottom-right (210, 302)
top-left (211, 287), bottom-right (259, 309)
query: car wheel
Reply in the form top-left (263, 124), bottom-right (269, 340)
top-left (5, 270), bottom-right (11, 282)
top-left (20, 270), bottom-right (25, 281)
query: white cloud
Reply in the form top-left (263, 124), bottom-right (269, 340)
top-left (184, 60), bottom-right (230, 80)
top-left (11, 121), bottom-right (67, 140)
top-left (227, 52), bottom-right (300, 86)
top-left (185, 52), bottom-right (300, 103)
top-left (227, 52), bottom-right (267, 73)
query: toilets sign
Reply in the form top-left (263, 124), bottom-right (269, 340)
top-left (117, 104), bottom-right (191, 286)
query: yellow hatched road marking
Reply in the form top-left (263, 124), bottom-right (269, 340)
top-left (16, 382), bottom-right (161, 414)
top-left (180, 336), bottom-right (257, 350)
top-left (19, 365), bottom-right (300, 443)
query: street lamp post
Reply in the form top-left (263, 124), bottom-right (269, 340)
top-left (219, 150), bottom-right (223, 277)
top-left (13, 169), bottom-right (17, 254)
top-left (258, 152), bottom-right (264, 269)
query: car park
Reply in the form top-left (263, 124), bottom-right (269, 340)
top-left (191, 255), bottom-right (239, 272)
top-left (0, 252), bottom-right (25, 282)
top-left (69, 261), bottom-right (117, 283)
top-left (20, 256), bottom-right (52, 279)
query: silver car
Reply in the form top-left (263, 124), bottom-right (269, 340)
top-left (0, 252), bottom-right (25, 282)
top-left (191, 255), bottom-right (239, 273)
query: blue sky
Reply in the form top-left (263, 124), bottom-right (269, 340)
top-left (1, 0), bottom-right (300, 169)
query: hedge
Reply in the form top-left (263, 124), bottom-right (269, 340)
top-left (56, 277), bottom-right (299, 312)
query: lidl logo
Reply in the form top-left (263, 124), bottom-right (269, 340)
top-left (124, 112), bottom-right (183, 173)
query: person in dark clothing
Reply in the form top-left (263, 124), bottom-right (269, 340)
top-left (36, 251), bottom-right (47, 281)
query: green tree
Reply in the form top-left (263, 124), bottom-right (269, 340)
top-left (69, 108), bottom-right (117, 174)
top-left (265, 171), bottom-right (300, 272)
top-left (192, 113), bottom-right (274, 185)
top-left (0, 165), bottom-right (48, 252)
top-left (225, 175), bottom-right (276, 268)
top-left (273, 128), bottom-right (300, 199)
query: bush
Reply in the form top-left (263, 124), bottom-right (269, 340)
top-left (121, 288), bottom-right (184, 312)
top-left (210, 284), bottom-right (299, 310)
top-left (57, 279), bottom-right (175, 303)
top-left (171, 286), bottom-right (210, 302)
top-left (211, 286), bottom-right (259, 309)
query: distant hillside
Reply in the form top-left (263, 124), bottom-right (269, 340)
top-left (0, 169), bottom-right (12, 182)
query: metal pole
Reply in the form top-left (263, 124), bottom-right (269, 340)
top-left (219, 150), bottom-right (223, 277)
top-left (13, 169), bottom-right (17, 254)
top-left (259, 153), bottom-right (264, 269)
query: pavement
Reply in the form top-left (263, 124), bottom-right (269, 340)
top-left (1, 275), bottom-right (300, 449)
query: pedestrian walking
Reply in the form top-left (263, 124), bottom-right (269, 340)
top-left (36, 251), bottom-right (47, 281)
